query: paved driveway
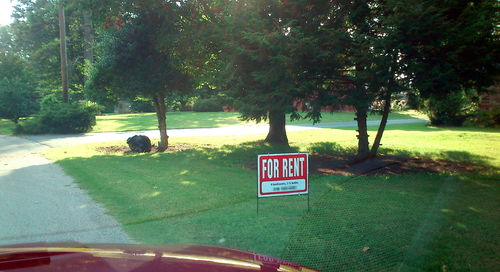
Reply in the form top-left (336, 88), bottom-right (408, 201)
top-left (0, 135), bottom-right (134, 245)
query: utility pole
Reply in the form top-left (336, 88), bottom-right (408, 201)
top-left (58, 1), bottom-right (69, 103)
top-left (83, 11), bottom-right (94, 64)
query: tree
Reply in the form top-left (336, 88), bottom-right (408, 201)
top-left (296, 0), bottom-right (401, 157)
top-left (0, 51), bottom-right (39, 123)
top-left (0, 26), bottom-right (16, 54)
top-left (393, 0), bottom-right (498, 97)
top-left (86, 3), bottom-right (192, 151)
top-left (58, 1), bottom-right (69, 103)
top-left (215, 0), bottom-right (323, 146)
top-left (11, 0), bottom-right (89, 97)
top-left (389, 0), bottom-right (499, 126)
top-left (305, 0), bottom-right (498, 158)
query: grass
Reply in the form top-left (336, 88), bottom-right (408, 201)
top-left (92, 110), bottom-right (426, 132)
top-left (281, 173), bottom-right (499, 271)
top-left (0, 110), bottom-right (425, 135)
top-left (45, 122), bottom-right (500, 271)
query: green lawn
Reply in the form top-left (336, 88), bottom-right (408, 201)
top-left (92, 110), bottom-right (426, 132)
top-left (0, 110), bottom-right (425, 135)
top-left (46, 123), bottom-right (499, 271)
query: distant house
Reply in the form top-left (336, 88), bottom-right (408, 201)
top-left (480, 79), bottom-right (500, 110)
top-left (293, 99), bottom-right (355, 112)
top-left (114, 99), bottom-right (132, 114)
top-left (222, 100), bottom-right (355, 113)
top-left (223, 105), bottom-right (237, 112)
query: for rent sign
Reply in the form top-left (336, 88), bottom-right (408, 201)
top-left (257, 153), bottom-right (309, 197)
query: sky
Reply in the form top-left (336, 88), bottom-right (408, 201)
top-left (0, 0), bottom-right (17, 26)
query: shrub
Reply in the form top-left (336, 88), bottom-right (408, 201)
top-left (15, 117), bottom-right (41, 134)
top-left (192, 97), bottom-right (222, 112)
top-left (16, 100), bottom-right (96, 134)
top-left (464, 108), bottom-right (500, 128)
top-left (422, 90), bottom-right (476, 126)
top-left (79, 100), bottom-right (105, 115)
top-left (130, 98), bottom-right (155, 113)
top-left (40, 93), bottom-right (62, 111)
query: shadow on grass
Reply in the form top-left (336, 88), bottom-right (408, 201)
top-left (378, 148), bottom-right (493, 167)
top-left (307, 142), bottom-right (357, 156)
top-left (95, 112), bottom-right (245, 132)
top-left (281, 168), bottom-right (500, 271)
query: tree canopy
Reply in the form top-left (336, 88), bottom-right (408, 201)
top-left (86, 2), bottom-right (192, 151)
top-left (0, 51), bottom-right (39, 123)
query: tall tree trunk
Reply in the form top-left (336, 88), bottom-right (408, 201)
top-left (58, 2), bottom-right (69, 103)
top-left (82, 11), bottom-right (94, 66)
top-left (265, 109), bottom-right (289, 146)
top-left (153, 94), bottom-right (168, 152)
top-left (370, 94), bottom-right (391, 156)
top-left (355, 106), bottom-right (370, 158)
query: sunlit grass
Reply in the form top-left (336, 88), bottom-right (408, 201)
top-left (92, 110), bottom-right (426, 132)
top-left (1, 110), bottom-right (426, 135)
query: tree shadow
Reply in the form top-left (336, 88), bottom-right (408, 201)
top-left (176, 140), bottom-right (300, 170)
top-left (95, 112), bottom-right (247, 132)
top-left (378, 148), bottom-right (494, 167)
top-left (306, 142), bottom-right (356, 156)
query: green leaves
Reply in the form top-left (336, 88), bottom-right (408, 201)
top-left (0, 51), bottom-right (39, 123)
top-left (86, 6), bottom-right (192, 100)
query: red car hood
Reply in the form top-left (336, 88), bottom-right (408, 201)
top-left (0, 243), bottom-right (318, 272)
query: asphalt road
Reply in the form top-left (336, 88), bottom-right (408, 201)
top-left (0, 135), bottom-right (134, 245)
top-left (0, 118), bottom-right (425, 246)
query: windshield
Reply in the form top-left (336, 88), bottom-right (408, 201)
top-left (0, 0), bottom-right (499, 271)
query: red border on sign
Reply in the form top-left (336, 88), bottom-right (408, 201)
top-left (257, 153), bottom-right (308, 197)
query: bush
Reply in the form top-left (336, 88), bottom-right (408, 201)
top-left (79, 100), bottom-right (105, 115)
top-left (422, 90), bottom-right (476, 126)
top-left (40, 93), bottom-right (62, 111)
top-left (192, 97), bottom-right (222, 112)
top-left (464, 108), bottom-right (500, 128)
top-left (130, 98), bottom-right (155, 113)
top-left (166, 97), bottom-right (194, 112)
top-left (16, 100), bottom-right (96, 134)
